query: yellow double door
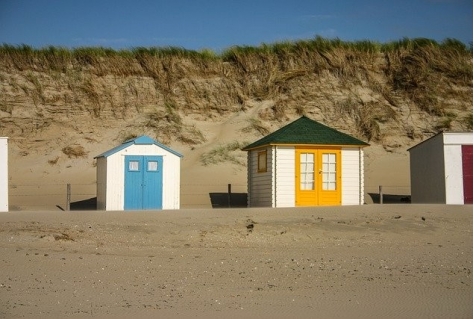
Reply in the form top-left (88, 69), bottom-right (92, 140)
top-left (295, 148), bottom-right (341, 206)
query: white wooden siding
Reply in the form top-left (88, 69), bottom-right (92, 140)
top-left (444, 132), bottom-right (472, 145)
top-left (248, 147), bottom-right (273, 207)
top-left (443, 133), bottom-right (471, 205)
top-left (0, 137), bottom-right (8, 212)
top-left (104, 151), bottom-right (125, 210)
top-left (100, 144), bottom-right (181, 210)
top-left (360, 150), bottom-right (365, 205)
top-left (162, 153), bottom-right (181, 209)
top-left (444, 145), bottom-right (464, 204)
top-left (275, 146), bottom-right (295, 207)
top-left (341, 148), bottom-right (364, 205)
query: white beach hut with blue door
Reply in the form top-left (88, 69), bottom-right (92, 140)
top-left (95, 136), bottom-right (183, 211)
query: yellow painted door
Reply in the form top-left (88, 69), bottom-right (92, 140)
top-left (295, 148), bottom-right (341, 206)
top-left (318, 151), bottom-right (341, 205)
top-left (295, 149), bottom-right (318, 206)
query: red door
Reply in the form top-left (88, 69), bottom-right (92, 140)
top-left (462, 145), bottom-right (473, 204)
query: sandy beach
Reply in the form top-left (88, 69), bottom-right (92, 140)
top-left (0, 204), bottom-right (471, 319)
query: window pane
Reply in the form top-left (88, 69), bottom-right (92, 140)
top-left (323, 163), bottom-right (329, 172)
top-left (321, 153), bottom-right (337, 191)
top-left (302, 181), bottom-right (314, 190)
top-left (300, 152), bottom-right (316, 190)
top-left (148, 161), bottom-right (158, 171)
top-left (129, 161), bottom-right (139, 171)
top-left (258, 151), bottom-right (267, 172)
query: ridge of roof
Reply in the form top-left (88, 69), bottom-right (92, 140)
top-left (95, 135), bottom-right (183, 158)
top-left (242, 116), bottom-right (369, 150)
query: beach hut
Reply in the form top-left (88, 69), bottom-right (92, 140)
top-left (0, 137), bottom-right (7, 212)
top-left (95, 136), bottom-right (183, 210)
top-left (242, 116), bottom-right (369, 207)
top-left (408, 132), bottom-right (473, 204)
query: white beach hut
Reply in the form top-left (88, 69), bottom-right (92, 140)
top-left (408, 132), bottom-right (473, 204)
top-left (0, 137), bottom-right (7, 212)
top-left (242, 116), bottom-right (369, 207)
top-left (95, 136), bottom-right (183, 211)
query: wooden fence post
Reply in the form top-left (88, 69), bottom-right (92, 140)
top-left (379, 185), bottom-right (383, 204)
top-left (228, 184), bottom-right (232, 208)
top-left (66, 184), bottom-right (71, 211)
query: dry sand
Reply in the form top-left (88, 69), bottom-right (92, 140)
top-left (0, 204), bottom-right (471, 319)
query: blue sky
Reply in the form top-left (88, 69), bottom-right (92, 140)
top-left (0, 0), bottom-right (472, 52)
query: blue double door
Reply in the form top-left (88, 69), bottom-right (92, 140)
top-left (124, 156), bottom-right (163, 210)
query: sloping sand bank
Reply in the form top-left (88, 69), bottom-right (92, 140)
top-left (0, 204), bottom-right (471, 319)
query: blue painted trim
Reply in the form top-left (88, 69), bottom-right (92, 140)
top-left (95, 135), bottom-right (183, 158)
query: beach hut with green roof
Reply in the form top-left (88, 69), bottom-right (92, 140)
top-left (242, 116), bottom-right (369, 207)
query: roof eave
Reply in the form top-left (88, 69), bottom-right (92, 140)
top-left (242, 142), bottom-right (370, 152)
top-left (95, 136), bottom-right (184, 158)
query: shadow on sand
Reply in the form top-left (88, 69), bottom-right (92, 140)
top-left (68, 197), bottom-right (97, 210)
top-left (62, 195), bottom-right (249, 210)
top-left (368, 193), bottom-right (411, 204)
top-left (209, 192), bottom-right (248, 208)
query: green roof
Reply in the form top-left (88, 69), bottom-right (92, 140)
top-left (242, 116), bottom-right (369, 150)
